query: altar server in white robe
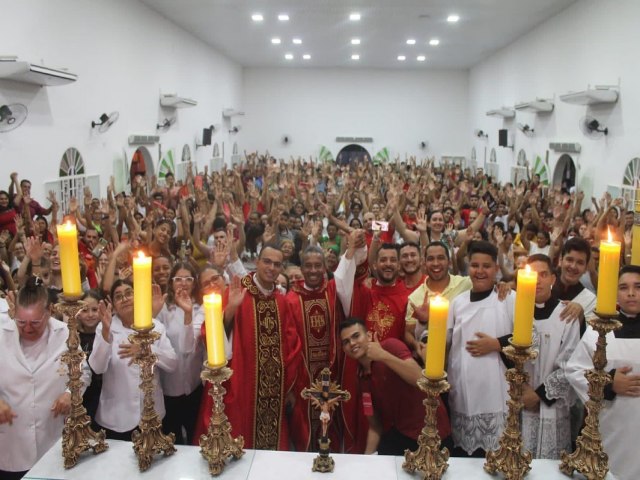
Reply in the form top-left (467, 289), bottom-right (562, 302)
top-left (566, 265), bottom-right (640, 480)
top-left (0, 277), bottom-right (90, 478)
top-left (447, 241), bottom-right (515, 456)
top-left (521, 254), bottom-right (580, 459)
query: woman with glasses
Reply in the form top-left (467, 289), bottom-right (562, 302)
top-left (89, 279), bottom-right (177, 440)
top-left (156, 261), bottom-right (204, 444)
top-left (0, 276), bottom-right (88, 479)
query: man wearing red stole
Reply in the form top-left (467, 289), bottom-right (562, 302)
top-left (286, 245), bottom-right (344, 451)
top-left (223, 245), bottom-right (302, 450)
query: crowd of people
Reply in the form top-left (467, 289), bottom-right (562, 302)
top-left (0, 155), bottom-right (638, 480)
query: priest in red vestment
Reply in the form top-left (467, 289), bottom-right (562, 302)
top-left (223, 245), bottom-right (302, 450)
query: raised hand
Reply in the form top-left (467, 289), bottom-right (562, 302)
top-left (98, 300), bottom-right (113, 342)
top-left (174, 287), bottom-right (193, 314)
top-left (227, 275), bottom-right (246, 311)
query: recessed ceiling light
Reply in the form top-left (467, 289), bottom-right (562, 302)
top-left (349, 13), bottom-right (361, 21)
top-left (397, 55), bottom-right (406, 61)
top-left (351, 54), bottom-right (360, 60)
top-left (406, 39), bottom-right (416, 45)
top-left (251, 13), bottom-right (263, 22)
top-left (417, 55), bottom-right (426, 61)
top-left (293, 38), bottom-right (302, 45)
top-left (285, 53), bottom-right (294, 60)
top-left (278, 14), bottom-right (290, 21)
top-left (271, 37), bottom-right (281, 45)
top-left (303, 54), bottom-right (311, 60)
top-left (351, 38), bottom-right (361, 45)
top-left (429, 38), bottom-right (440, 46)
top-left (447, 14), bottom-right (460, 23)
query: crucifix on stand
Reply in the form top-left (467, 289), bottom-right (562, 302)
top-left (301, 367), bottom-right (351, 472)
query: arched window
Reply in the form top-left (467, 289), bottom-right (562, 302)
top-left (45, 147), bottom-right (99, 214)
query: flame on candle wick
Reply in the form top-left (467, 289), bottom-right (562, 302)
top-left (607, 227), bottom-right (612, 243)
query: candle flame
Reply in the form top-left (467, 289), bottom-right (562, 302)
top-left (525, 264), bottom-right (531, 273)
top-left (607, 227), bottom-right (612, 242)
top-left (137, 251), bottom-right (146, 259)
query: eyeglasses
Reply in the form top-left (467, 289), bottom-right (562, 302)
top-left (113, 289), bottom-right (134, 303)
top-left (200, 275), bottom-right (222, 290)
top-left (15, 312), bottom-right (48, 328)
top-left (173, 276), bottom-right (195, 284)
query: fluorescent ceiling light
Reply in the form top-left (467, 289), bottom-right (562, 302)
top-left (303, 54), bottom-right (311, 60)
top-left (278, 14), bottom-right (290, 21)
top-left (406, 39), bottom-right (416, 45)
top-left (271, 37), bottom-right (281, 44)
top-left (351, 54), bottom-right (360, 60)
top-left (447, 14), bottom-right (460, 23)
top-left (397, 55), bottom-right (406, 61)
top-left (417, 55), bottom-right (426, 61)
top-left (349, 13), bottom-right (361, 21)
top-left (285, 53), bottom-right (294, 60)
top-left (293, 38), bottom-right (302, 45)
top-left (429, 38), bottom-right (440, 46)
top-left (351, 38), bottom-right (361, 45)
top-left (251, 13), bottom-right (263, 22)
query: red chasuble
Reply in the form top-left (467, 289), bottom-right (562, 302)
top-left (286, 279), bottom-right (342, 451)
top-left (224, 273), bottom-right (302, 450)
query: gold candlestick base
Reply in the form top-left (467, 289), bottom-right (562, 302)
top-left (57, 295), bottom-right (108, 469)
top-left (559, 312), bottom-right (621, 480)
top-left (484, 340), bottom-right (538, 480)
top-left (129, 324), bottom-right (176, 472)
top-left (198, 361), bottom-right (244, 476)
top-left (403, 374), bottom-right (450, 480)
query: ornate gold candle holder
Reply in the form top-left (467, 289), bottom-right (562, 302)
top-left (559, 312), bottom-right (621, 480)
top-left (129, 323), bottom-right (176, 471)
top-left (57, 294), bottom-right (108, 469)
top-left (198, 361), bottom-right (244, 476)
top-left (403, 373), bottom-right (450, 480)
top-left (484, 340), bottom-right (538, 480)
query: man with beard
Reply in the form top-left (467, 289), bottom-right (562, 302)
top-left (406, 241), bottom-right (472, 356)
top-left (223, 245), bottom-right (302, 450)
top-left (286, 245), bottom-right (345, 451)
top-left (399, 242), bottom-right (426, 292)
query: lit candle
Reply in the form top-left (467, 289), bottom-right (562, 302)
top-left (133, 251), bottom-right (152, 329)
top-left (596, 228), bottom-right (621, 315)
top-left (632, 189), bottom-right (640, 265)
top-left (424, 295), bottom-right (449, 379)
top-left (203, 293), bottom-right (226, 367)
top-left (56, 222), bottom-right (82, 296)
top-left (513, 265), bottom-right (537, 346)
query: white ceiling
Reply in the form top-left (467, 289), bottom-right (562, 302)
top-left (140, 0), bottom-right (577, 69)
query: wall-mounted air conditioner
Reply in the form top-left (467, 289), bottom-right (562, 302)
top-left (486, 108), bottom-right (515, 119)
top-left (128, 135), bottom-right (160, 145)
top-left (160, 93), bottom-right (197, 108)
top-left (223, 109), bottom-right (245, 118)
top-left (549, 142), bottom-right (581, 153)
top-left (0, 56), bottom-right (77, 86)
top-left (560, 86), bottom-right (618, 106)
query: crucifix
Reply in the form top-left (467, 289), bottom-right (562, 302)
top-left (301, 367), bottom-right (351, 473)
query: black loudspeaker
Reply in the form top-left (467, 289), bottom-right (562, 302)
top-left (498, 129), bottom-right (508, 147)
top-left (202, 127), bottom-right (212, 146)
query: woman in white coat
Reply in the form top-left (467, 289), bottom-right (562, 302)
top-left (0, 276), bottom-right (86, 479)
top-left (89, 279), bottom-right (177, 440)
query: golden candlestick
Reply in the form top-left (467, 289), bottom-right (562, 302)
top-left (403, 374), bottom-right (450, 480)
top-left (484, 340), bottom-right (538, 480)
top-left (129, 324), bottom-right (176, 471)
top-left (198, 361), bottom-right (244, 476)
top-left (57, 294), bottom-right (108, 469)
top-left (559, 312), bottom-right (622, 480)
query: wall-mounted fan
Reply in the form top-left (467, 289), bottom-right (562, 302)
top-left (0, 103), bottom-right (28, 133)
top-left (579, 116), bottom-right (608, 137)
top-left (91, 111), bottom-right (119, 132)
top-left (517, 123), bottom-right (534, 136)
top-left (157, 117), bottom-right (177, 131)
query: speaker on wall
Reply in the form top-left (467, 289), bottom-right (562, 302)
top-left (498, 129), bottom-right (508, 147)
top-left (202, 127), bottom-right (212, 146)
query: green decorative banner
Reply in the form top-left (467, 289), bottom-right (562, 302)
top-left (158, 149), bottom-right (175, 180)
top-left (319, 145), bottom-right (334, 163)
top-left (533, 155), bottom-right (549, 186)
top-left (373, 147), bottom-right (390, 165)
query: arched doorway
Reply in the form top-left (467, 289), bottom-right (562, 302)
top-left (336, 144), bottom-right (371, 166)
top-left (130, 146), bottom-right (154, 185)
top-left (553, 154), bottom-right (576, 191)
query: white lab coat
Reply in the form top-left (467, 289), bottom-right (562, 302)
top-left (0, 317), bottom-right (90, 472)
top-left (89, 315), bottom-right (177, 432)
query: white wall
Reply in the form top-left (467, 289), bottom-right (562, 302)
top-left (242, 68), bottom-right (469, 163)
top-left (0, 0), bottom-right (242, 201)
top-left (469, 0), bottom-right (640, 198)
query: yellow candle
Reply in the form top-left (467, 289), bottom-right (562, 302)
top-left (632, 189), bottom-right (640, 265)
top-left (424, 295), bottom-right (449, 379)
top-left (133, 251), bottom-right (152, 329)
top-left (513, 265), bottom-right (537, 346)
top-left (203, 293), bottom-right (226, 367)
top-left (56, 222), bottom-right (82, 296)
top-left (596, 229), bottom-right (621, 315)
